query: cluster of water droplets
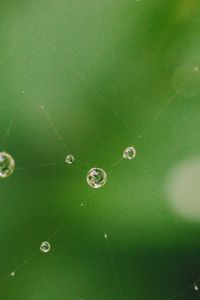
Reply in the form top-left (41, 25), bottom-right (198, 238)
top-left (1, 146), bottom-right (137, 254)
top-left (0, 146), bottom-right (136, 189)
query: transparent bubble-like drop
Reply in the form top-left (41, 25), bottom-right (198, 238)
top-left (10, 271), bottom-right (15, 277)
top-left (123, 146), bottom-right (136, 160)
top-left (194, 284), bottom-right (199, 291)
top-left (40, 241), bottom-right (51, 253)
top-left (65, 154), bottom-right (74, 164)
top-left (0, 152), bottom-right (15, 178)
top-left (87, 168), bottom-right (107, 189)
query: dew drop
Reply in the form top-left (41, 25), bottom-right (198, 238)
top-left (194, 284), bottom-right (199, 291)
top-left (87, 168), bottom-right (107, 189)
top-left (65, 154), bottom-right (74, 164)
top-left (0, 152), bottom-right (15, 178)
top-left (10, 271), bottom-right (15, 277)
top-left (104, 233), bottom-right (108, 239)
top-left (40, 241), bottom-right (51, 253)
top-left (123, 146), bottom-right (136, 160)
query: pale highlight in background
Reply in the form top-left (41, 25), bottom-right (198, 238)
top-left (165, 158), bottom-right (200, 221)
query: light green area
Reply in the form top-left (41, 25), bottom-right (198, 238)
top-left (1, 0), bottom-right (200, 299)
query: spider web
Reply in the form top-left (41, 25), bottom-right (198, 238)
top-left (1, 0), bottom-right (200, 299)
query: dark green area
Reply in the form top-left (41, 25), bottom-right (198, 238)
top-left (1, 0), bottom-right (200, 299)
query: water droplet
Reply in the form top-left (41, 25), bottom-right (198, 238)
top-left (40, 241), bottom-right (51, 253)
top-left (194, 284), bottom-right (199, 291)
top-left (65, 154), bottom-right (74, 164)
top-left (0, 152), bottom-right (15, 178)
top-left (10, 271), bottom-right (15, 277)
top-left (104, 233), bottom-right (108, 239)
top-left (87, 168), bottom-right (107, 189)
top-left (123, 146), bottom-right (136, 160)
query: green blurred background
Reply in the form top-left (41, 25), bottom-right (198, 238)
top-left (1, 0), bottom-right (200, 299)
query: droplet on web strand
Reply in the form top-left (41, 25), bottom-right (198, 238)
top-left (40, 241), bottom-right (51, 253)
top-left (0, 152), bottom-right (15, 179)
top-left (87, 168), bottom-right (107, 189)
top-left (10, 271), bottom-right (15, 277)
top-left (123, 146), bottom-right (136, 160)
top-left (65, 154), bottom-right (74, 164)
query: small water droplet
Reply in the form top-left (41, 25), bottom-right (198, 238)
top-left (104, 233), bottom-right (108, 239)
top-left (123, 146), bottom-right (136, 160)
top-left (40, 241), bottom-right (51, 253)
top-left (87, 168), bottom-right (107, 189)
top-left (10, 271), bottom-right (15, 277)
top-left (194, 284), bottom-right (199, 291)
top-left (65, 154), bottom-right (74, 164)
top-left (0, 152), bottom-right (15, 178)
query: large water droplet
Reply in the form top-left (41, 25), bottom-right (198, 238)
top-left (0, 152), bottom-right (15, 178)
top-left (87, 168), bottom-right (107, 189)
